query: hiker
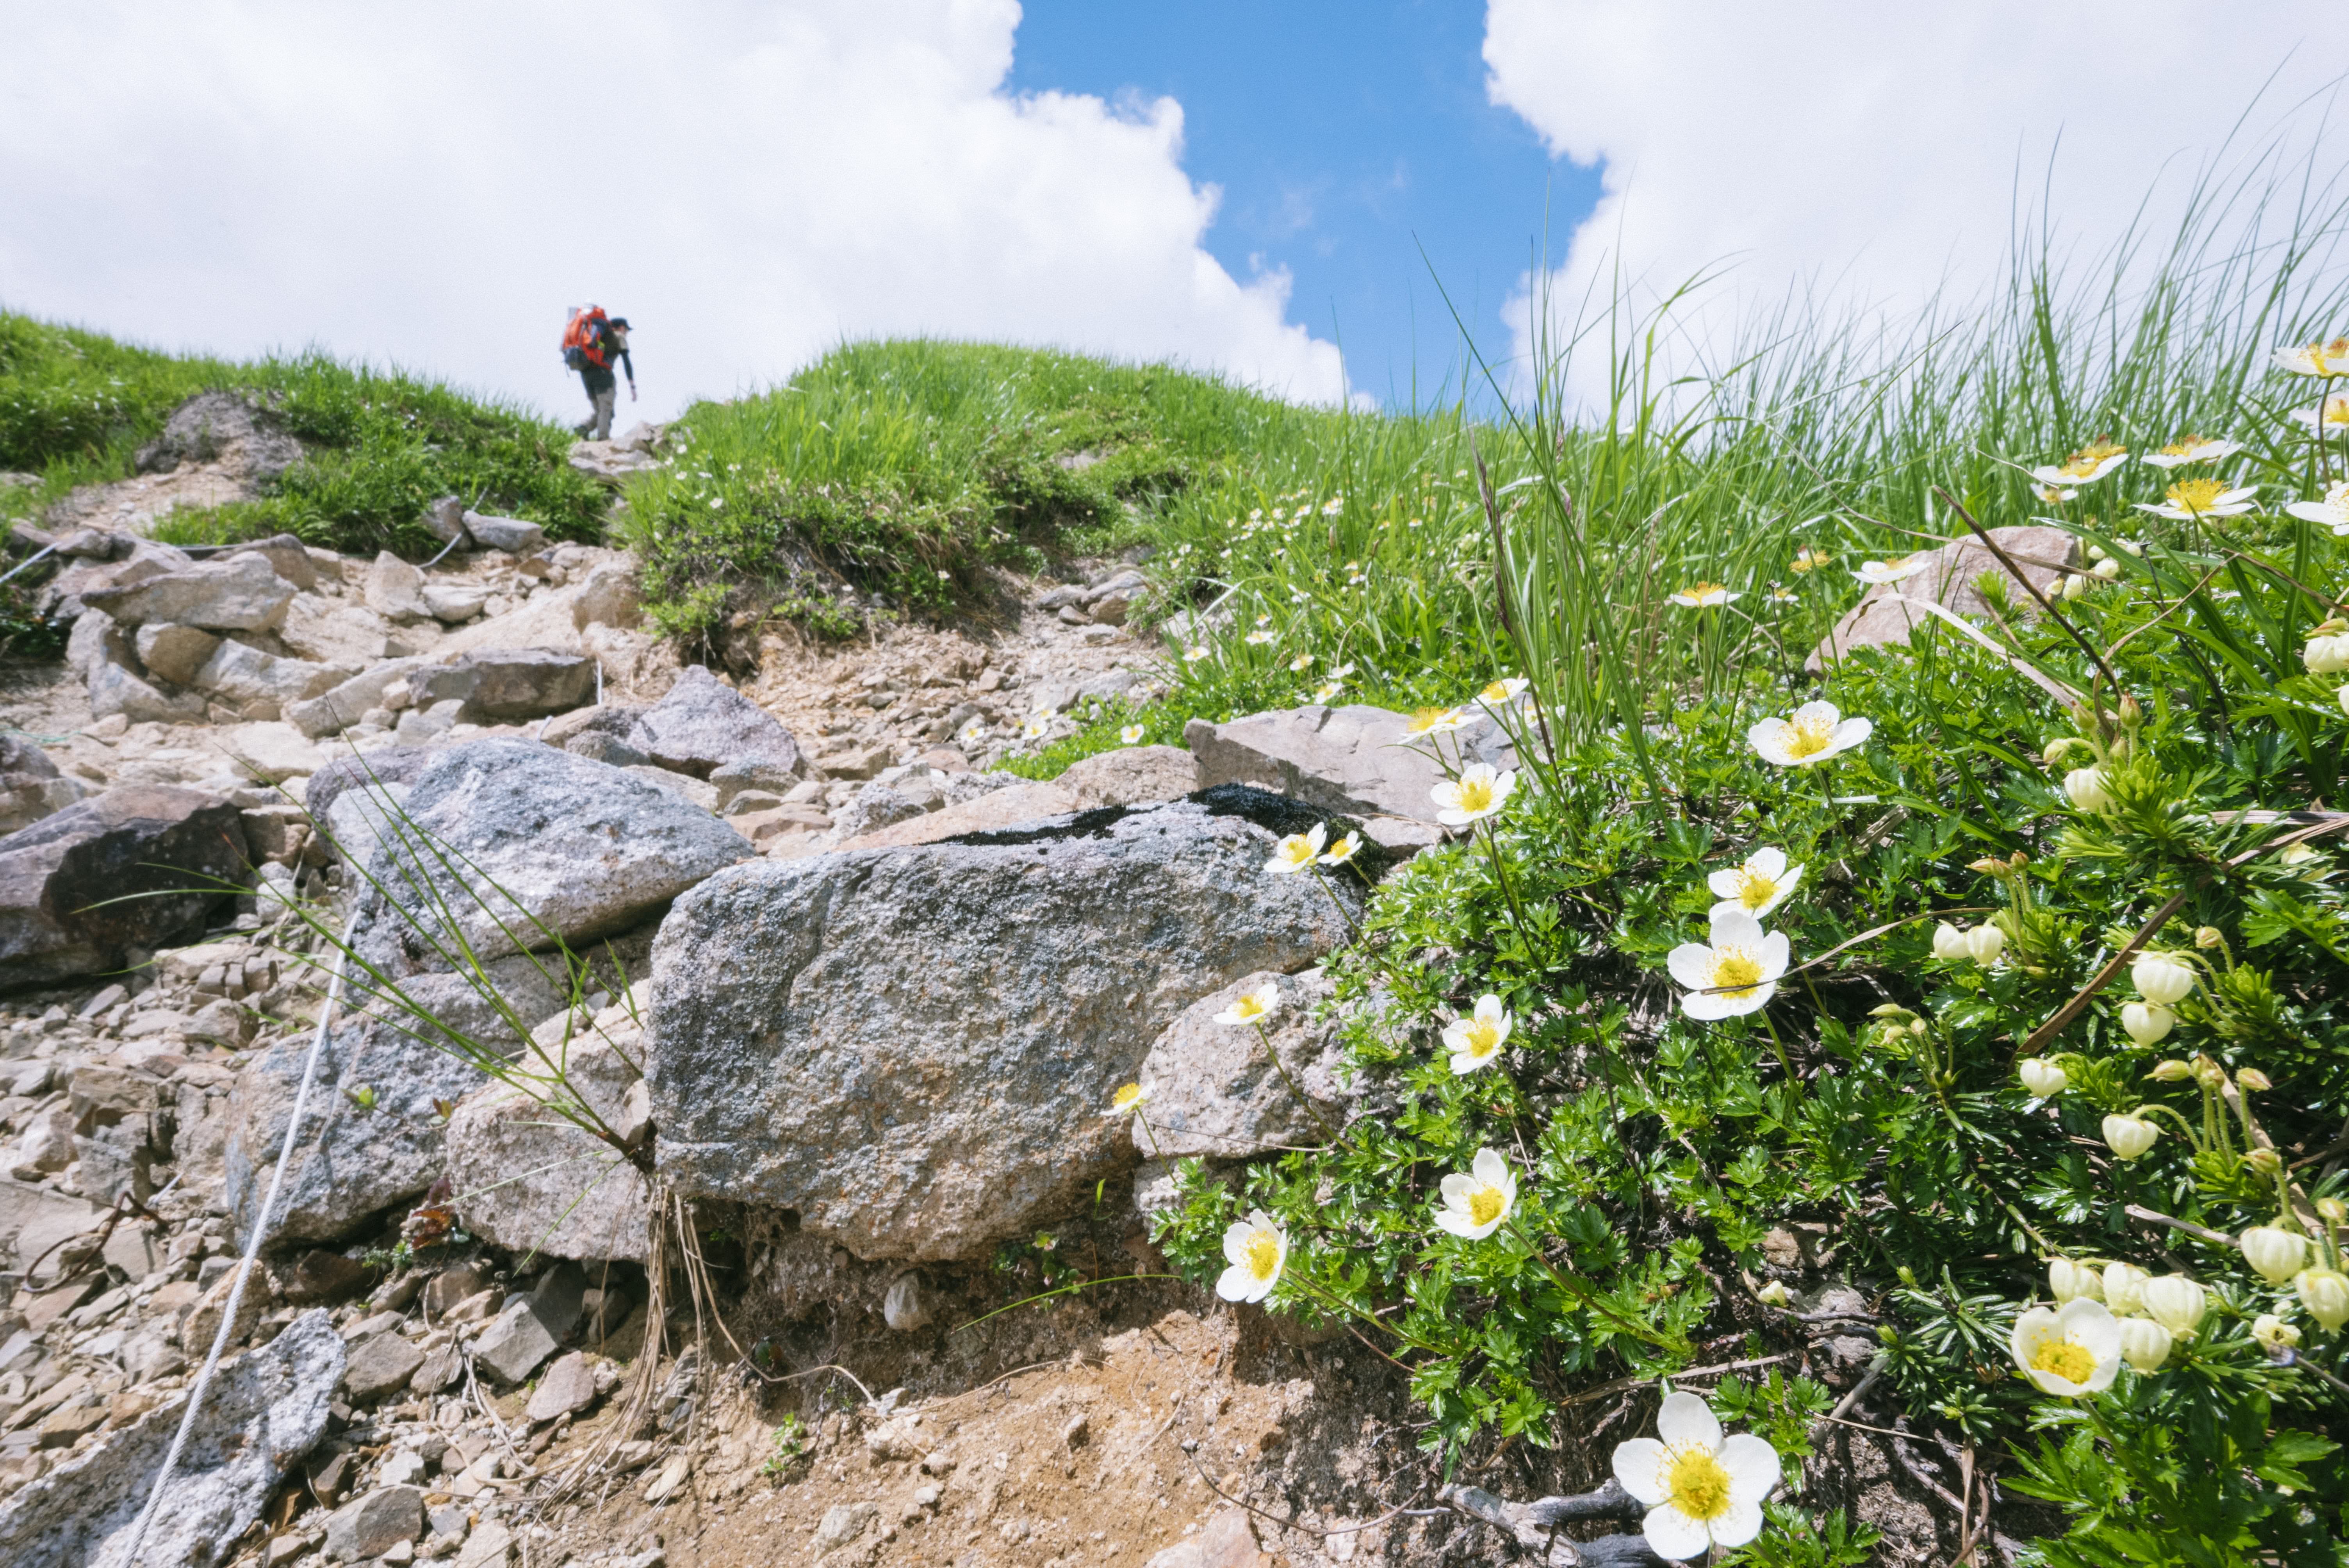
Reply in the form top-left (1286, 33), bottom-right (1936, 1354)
top-left (560, 304), bottom-right (634, 440)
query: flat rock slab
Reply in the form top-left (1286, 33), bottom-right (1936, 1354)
top-left (341, 1331), bottom-right (425, 1404)
top-left (0, 1309), bottom-right (344, 1568)
top-left (1186, 702), bottom-right (1514, 825)
top-left (325, 1482), bottom-right (424, 1562)
top-left (1057, 745), bottom-right (1199, 809)
top-left (79, 551), bottom-right (295, 632)
top-left (649, 788), bottom-right (1355, 1260)
top-left (832, 780), bottom-right (1076, 853)
top-left (347, 739), bottom-right (751, 980)
top-left (0, 786), bottom-right (248, 991)
top-left (1807, 524), bottom-right (2078, 674)
top-left (524, 1351), bottom-right (598, 1423)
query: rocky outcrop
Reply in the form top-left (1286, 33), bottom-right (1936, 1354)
top-left (0, 786), bottom-right (249, 990)
top-left (0, 1308), bottom-right (343, 1568)
top-left (1134, 969), bottom-right (1353, 1159)
top-left (79, 552), bottom-right (296, 633)
top-left (410, 648), bottom-right (596, 722)
top-left (132, 389), bottom-right (305, 485)
top-left (221, 958), bottom-right (565, 1246)
top-left (1186, 702), bottom-right (1515, 824)
top-left (346, 740), bottom-right (751, 980)
top-left (0, 736), bottom-right (90, 837)
top-left (1806, 524), bottom-right (2079, 674)
top-left (627, 664), bottom-right (802, 779)
top-left (647, 788), bottom-right (1356, 1260)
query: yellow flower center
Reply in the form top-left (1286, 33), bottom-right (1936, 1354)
top-left (1453, 777), bottom-right (1496, 813)
top-left (2031, 1336), bottom-right (2098, 1385)
top-left (1231, 996), bottom-right (1267, 1022)
top-left (1683, 582), bottom-right (1725, 603)
top-left (2058, 440), bottom-right (2126, 477)
top-left (1791, 551), bottom-right (1826, 573)
top-left (1324, 836), bottom-right (1356, 862)
top-left (2157, 436), bottom-right (2208, 458)
top-left (1467, 1185), bottom-right (1506, 1227)
top-left (1734, 869), bottom-right (1780, 910)
top-left (1665, 1448), bottom-right (1734, 1521)
top-left (1406, 707), bottom-right (1454, 734)
top-left (1459, 1019), bottom-right (1501, 1058)
top-left (2324, 396), bottom-right (2349, 423)
top-left (1276, 837), bottom-right (1317, 868)
top-left (2166, 478), bottom-right (2226, 514)
top-left (1780, 716), bottom-right (1836, 759)
top-left (1113, 1083), bottom-right (1144, 1112)
top-left (1480, 681), bottom-right (1511, 702)
top-left (1709, 949), bottom-right (1766, 996)
top-left (1245, 1232), bottom-right (1281, 1281)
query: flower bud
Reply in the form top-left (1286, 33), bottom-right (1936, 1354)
top-left (2121, 1003), bottom-right (2174, 1046)
top-left (2194, 926), bottom-right (2224, 950)
top-left (2042, 737), bottom-right (2082, 768)
top-left (1966, 924), bottom-right (2006, 965)
top-left (1756, 1281), bottom-right (1792, 1307)
top-left (2064, 765), bottom-right (2114, 813)
top-left (2252, 1313), bottom-right (2301, 1353)
top-left (1932, 922), bottom-right (1970, 962)
top-left (2086, 543), bottom-right (2109, 562)
top-left (2102, 1113), bottom-right (2159, 1162)
top-left (2116, 693), bottom-right (2142, 728)
top-left (2297, 1267), bottom-right (2349, 1332)
top-left (2018, 1057), bottom-right (2067, 1098)
top-left (2243, 1149), bottom-right (2282, 1178)
top-left (2304, 633), bottom-right (2349, 675)
top-left (2062, 572), bottom-right (2089, 601)
top-left (2192, 1055), bottom-right (2227, 1090)
top-left (2149, 1059), bottom-right (2192, 1082)
top-left (2116, 1316), bottom-right (2173, 1371)
top-left (2140, 1274), bottom-right (2207, 1339)
top-left (2103, 1262), bottom-right (2149, 1315)
top-left (2319, 1197), bottom-right (2348, 1225)
top-left (2049, 1257), bottom-right (2103, 1304)
top-left (2092, 556), bottom-right (2121, 579)
top-left (2131, 951), bottom-right (2197, 1007)
top-left (2241, 1225), bottom-right (2309, 1285)
top-left (2340, 683), bottom-right (2349, 720)
top-left (2237, 1067), bottom-right (2271, 1092)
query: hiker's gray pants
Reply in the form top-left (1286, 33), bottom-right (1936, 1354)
top-left (587, 385), bottom-right (617, 440)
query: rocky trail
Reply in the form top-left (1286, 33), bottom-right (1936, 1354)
top-left (0, 397), bottom-right (1941, 1568)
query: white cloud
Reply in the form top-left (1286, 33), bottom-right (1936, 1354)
top-left (0, 0), bottom-right (1347, 426)
top-left (1483, 1), bottom-right (2349, 389)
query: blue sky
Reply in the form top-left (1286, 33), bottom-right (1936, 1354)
top-left (1007, 1), bottom-right (1596, 409)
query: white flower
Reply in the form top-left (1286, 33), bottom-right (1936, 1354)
top-left (1667, 909), bottom-right (1791, 1020)
top-left (2050, 1257), bottom-right (2103, 1304)
top-left (1264, 824), bottom-right (1328, 875)
top-left (2135, 478), bottom-right (2259, 520)
top-left (2063, 766), bottom-right (2114, 813)
top-left (1852, 556), bottom-right (1932, 585)
top-left (2274, 337), bottom-right (2349, 378)
top-left (1476, 676), bottom-right (1529, 708)
top-left (2242, 1226), bottom-right (2309, 1286)
top-left (2103, 1263), bottom-right (2149, 1315)
top-left (1933, 922), bottom-right (1971, 962)
top-left (2285, 481), bottom-right (2349, 535)
top-left (1442, 995), bottom-right (1513, 1074)
top-left (2140, 436), bottom-right (2242, 469)
top-left (2300, 1267), bottom-right (2349, 1331)
top-left (2034, 483), bottom-right (2080, 504)
top-left (1707, 848), bottom-right (1803, 919)
top-left (1311, 681), bottom-right (1344, 703)
top-left (1747, 701), bottom-right (1872, 767)
top-left (2018, 1057), bottom-right (2068, 1098)
top-left (2253, 1313), bottom-right (2301, 1352)
top-left (1756, 1281), bottom-right (1793, 1307)
top-left (1215, 1209), bottom-right (1288, 1303)
top-left (1432, 1148), bottom-right (1518, 1240)
top-left (2140, 1275), bottom-right (2207, 1340)
top-left (2116, 1317), bottom-right (2174, 1372)
top-left (2132, 951), bottom-right (2197, 1006)
top-left (1668, 582), bottom-right (1741, 608)
top-left (2304, 630), bottom-right (2349, 673)
top-left (2120, 1002), bottom-right (2174, 1046)
top-left (2102, 1113), bottom-right (2159, 1161)
top-left (957, 718), bottom-right (989, 745)
top-left (1289, 652), bottom-right (1315, 672)
top-left (1215, 983), bottom-right (1281, 1027)
top-left (1610, 1393), bottom-right (1780, 1561)
top-left (1966, 924), bottom-right (2005, 965)
top-left (2292, 394), bottom-right (2349, 438)
top-left (2010, 1297), bottom-right (2123, 1396)
top-left (1402, 706), bottom-right (1467, 738)
top-left (1244, 628), bottom-right (1277, 646)
top-left (1184, 645), bottom-right (1212, 663)
top-left (1108, 1081), bottom-right (1152, 1117)
top-left (1789, 548), bottom-right (1833, 574)
top-left (1119, 724), bottom-right (1146, 745)
top-left (1431, 764), bottom-right (1517, 827)
top-left (1319, 831), bottom-right (1362, 868)
top-left (2031, 444), bottom-right (2130, 486)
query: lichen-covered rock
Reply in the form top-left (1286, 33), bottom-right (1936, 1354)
top-left (627, 664), bottom-right (801, 779)
top-left (648, 788), bottom-right (1355, 1260)
top-left (1133, 969), bottom-right (1353, 1160)
top-left (1186, 702), bottom-right (1515, 823)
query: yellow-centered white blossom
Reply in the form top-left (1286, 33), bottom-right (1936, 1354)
top-left (2253, 1314), bottom-right (2301, 1352)
top-left (2292, 394), bottom-right (2349, 437)
top-left (2010, 1297), bottom-right (2123, 1396)
top-left (1263, 824), bottom-right (1328, 875)
top-left (1747, 701), bottom-right (1872, 767)
top-left (1119, 724), bottom-right (1146, 745)
top-left (1108, 1082), bottom-right (1152, 1117)
top-left (1668, 582), bottom-right (1740, 608)
top-left (1852, 556), bottom-right (1932, 585)
top-left (2285, 481), bottom-right (2349, 535)
top-left (2274, 337), bottom-right (2349, 378)
top-left (1442, 994), bottom-right (1513, 1075)
top-left (1289, 652), bottom-right (1315, 672)
top-left (2030, 442), bottom-right (2130, 486)
top-left (2140, 436), bottom-right (2242, 469)
top-left (1432, 1148), bottom-right (1518, 1240)
top-left (1789, 548), bottom-right (1833, 574)
top-left (1609, 1393), bottom-right (1780, 1561)
top-left (1319, 831), bottom-right (1362, 867)
top-left (1215, 1209), bottom-right (1288, 1303)
top-left (1707, 847), bottom-right (1802, 919)
top-left (1667, 910), bottom-right (1791, 1020)
top-left (1214, 983), bottom-right (1281, 1028)
top-left (2136, 478), bottom-right (2259, 520)
top-left (1431, 764), bottom-right (1517, 827)
top-left (1403, 706), bottom-right (1467, 738)
top-left (1311, 681), bottom-right (1344, 703)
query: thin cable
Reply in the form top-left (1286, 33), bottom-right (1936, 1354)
top-left (0, 542), bottom-right (57, 588)
top-left (121, 909), bottom-right (358, 1566)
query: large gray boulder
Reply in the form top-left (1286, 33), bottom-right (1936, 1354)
top-left (0, 1308), bottom-right (343, 1568)
top-left (0, 735), bottom-right (89, 836)
top-left (628, 665), bottom-right (802, 779)
top-left (648, 788), bottom-right (1355, 1260)
top-left (80, 551), bottom-right (296, 632)
top-left (0, 786), bottom-right (248, 990)
top-left (346, 741), bottom-right (751, 981)
top-left (444, 997), bottom-right (655, 1263)
top-left (132, 389), bottom-right (305, 483)
top-left (411, 648), bottom-right (596, 722)
top-left (221, 959), bottom-right (564, 1247)
top-left (1807, 524), bottom-right (2079, 674)
top-left (1133, 969), bottom-right (1353, 1160)
top-left (1186, 702), bottom-right (1515, 824)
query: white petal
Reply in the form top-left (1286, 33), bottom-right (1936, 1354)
top-left (1717, 1433), bottom-right (1781, 1503)
top-left (1433, 1209), bottom-right (1475, 1238)
top-left (1777, 863), bottom-right (1804, 899)
top-left (1473, 994), bottom-right (1506, 1024)
top-left (1215, 1263), bottom-right (1253, 1301)
top-left (1472, 1148), bottom-right (1509, 1185)
top-left (1448, 1048), bottom-right (1491, 1075)
top-left (1746, 847), bottom-right (1786, 879)
top-left (1716, 980), bottom-right (1776, 1015)
top-left (1643, 1504), bottom-right (1712, 1562)
top-left (1706, 869), bottom-right (1743, 899)
top-left (1830, 716), bottom-right (1873, 751)
top-left (1681, 988), bottom-right (1746, 1020)
top-left (1655, 1392), bottom-right (1722, 1452)
top-left (1745, 720), bottom-right (1793, 761)
top-left (1708, 908), bottom-right (1766, 948)
top-left (2288, 502), bottom-right (2333, 523)
top-left (1708, 1496), bottom-right (1766, 1549)
top-left (1790, 700), bottom-right (1841, 729)
top-left (1222, 1221), bottom-right (1257, 1268)
top-left (1611, 1438), bottom-right (1670, 1506)
top-left (2056, 1297), bottom-right (2121, 1360)
top-left (1756, 930), bottom-right (1791, 980)
top-left (1438, 1172), bottom-right (1477, 1205)
top-left (1666, 943), bottom-right (1718, 990)
top-left (1707, 897), bottom-right (1752, 922)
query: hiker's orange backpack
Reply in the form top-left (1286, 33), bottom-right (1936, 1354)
top-left (561, 306), bottom-right (610, 371)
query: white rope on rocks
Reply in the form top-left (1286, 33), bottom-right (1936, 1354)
top-left (122, 909), bottom-right (357, 1566)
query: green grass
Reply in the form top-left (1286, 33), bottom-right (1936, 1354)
top-left (0, 312), bottom-right (610, 558)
